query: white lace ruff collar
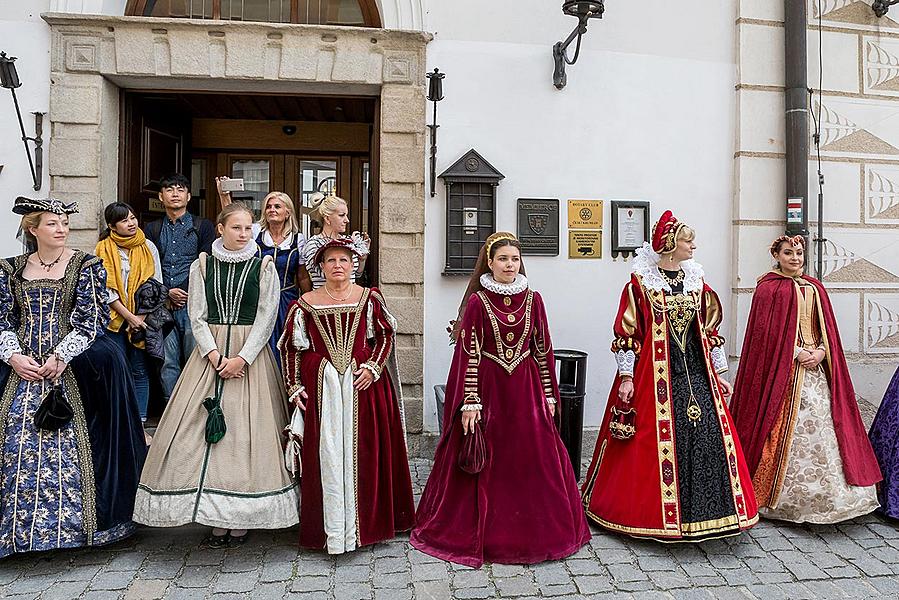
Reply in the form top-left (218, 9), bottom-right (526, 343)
top-left (211, 238), bottom-right (259, 263)
top-left (632, 242), bottom-right (704, 293)
top-left (479, 273), bottom-right (529, 295)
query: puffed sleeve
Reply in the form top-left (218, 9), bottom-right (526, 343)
top-left (531, 291), bottom-right (560, 404)
top-left (236, 257), bottom-right (279, 365)
top-left (610, 278), bottom-right (644, 377)
top-left (362, 288), bottom-right (397, 381)
top-left (278, 302), bottom-right (308, 406)
top-left (457, 293), bottom-right (486, 408)
top-left (0, 262), bottom-right (23, 362)
top-left (54, 257), bottom-right (111, 364)
top-left (187, 255), bottom-right (217, 358)
top-left (701, 281), bottom-right (728, 374)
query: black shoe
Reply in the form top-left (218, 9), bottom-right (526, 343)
top-left (228, 531), bottom-right (249, 547)
top-left (200, 532), bottom-right (230, 549)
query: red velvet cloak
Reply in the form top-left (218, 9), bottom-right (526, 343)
top-left (730, 272), bottom-right (882, 487)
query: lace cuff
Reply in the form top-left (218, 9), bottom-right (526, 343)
top-left (361, 361), bottom-right (381, 381)
top-left (0, 331), bottom-right (23, 363)
top-left (287, 384), bottom-right (306, 409)
top-left (460, 403), bottom-right (483, 412)
top-left (615, 349), bottom-right (636, 377)
top-left (546, 397), bottom-right (557, 405)
top-left (711, 346), bottom-right (728, 374)
top-left (54, 331), bottom-right (92, 364)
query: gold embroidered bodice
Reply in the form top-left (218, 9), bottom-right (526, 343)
top-left (302, 289), bottom-right (370, 374)
top-left (477, 289), bottom-right (535, 374)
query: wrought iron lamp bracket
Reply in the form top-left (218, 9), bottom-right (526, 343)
top-left (873, 0), bottom-right (899, 17)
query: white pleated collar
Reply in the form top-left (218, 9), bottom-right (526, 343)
top-left (211, 238), bottom-right (258, 263)
top-left (479, 273), bottom-right (529, 296)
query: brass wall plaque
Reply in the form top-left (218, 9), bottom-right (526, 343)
top-left (517, 198), bottom-right (559, 256)
top-left (569, 230), bottom-right (602, 259)
top-left (567, 199), bottom-right (603, 229)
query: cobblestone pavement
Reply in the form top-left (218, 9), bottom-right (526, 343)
top-left (4, 456), bottom-right (899, 600)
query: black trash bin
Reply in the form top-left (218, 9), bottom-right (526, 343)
top-left (554, 349), bottom-right (587, 481)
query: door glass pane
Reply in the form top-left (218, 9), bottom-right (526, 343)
top-left (361, 161), bottom-right (370, 234)
top-left (231, 159), bottom-right (271, 221)
top-left (190, 158), bottom-right (207, 219)
top-left (300, 160), bottom-right (337, 237)
top-left (298, 0), bottom-right (365, 25)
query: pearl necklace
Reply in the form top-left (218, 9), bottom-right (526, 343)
top-left (324, 284), bottom-right (353, 302)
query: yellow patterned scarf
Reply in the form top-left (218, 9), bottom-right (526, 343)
top-left (95, 229), bottom-right (156, 344)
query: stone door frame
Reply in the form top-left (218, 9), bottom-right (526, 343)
top-left (44, 13), bottom-right (429, 435)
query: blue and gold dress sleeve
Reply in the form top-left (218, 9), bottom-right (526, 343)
top-left (0, 260), bottom-right (23, 362)
top-left (54, 257), bottom-right (111, 364)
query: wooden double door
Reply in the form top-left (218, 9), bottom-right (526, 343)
top-left (119, 91), bottom-right (378, 284)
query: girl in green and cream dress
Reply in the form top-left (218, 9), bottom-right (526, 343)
top-left (133, 202), bottom-right (299, 547)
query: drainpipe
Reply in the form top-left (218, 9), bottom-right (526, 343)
top-left (784, 0), bottom-right (809, 241)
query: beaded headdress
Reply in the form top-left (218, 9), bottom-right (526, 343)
top-left (12, 196), bottom-right (78, 216)
top-left (769, 234), bottom-right (805, 256)
top-left (485, 232), bottom-right (517, 257)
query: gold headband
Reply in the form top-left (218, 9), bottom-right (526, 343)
top-left (485, 233), bottom-right (517, 257)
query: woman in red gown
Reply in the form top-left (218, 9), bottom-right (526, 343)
top-left (581, 211), bottom-right (758, 541)
top-left (411, 232), bottom-right (590, 568)
top-left (279, 238), bottom-right (414, 553)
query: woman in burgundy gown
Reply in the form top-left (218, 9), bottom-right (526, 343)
top-left (279, 238), bottom-right (414, 553)
top-left (411, 232), bottom-right (590, 568)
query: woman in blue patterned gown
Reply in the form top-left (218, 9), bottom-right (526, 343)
top-left (0, 197), bottom-right (146, 559)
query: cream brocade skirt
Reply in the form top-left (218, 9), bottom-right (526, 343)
top-left (760, 365), bottom-right (879, 524)
top-left (133, 324), bottom-right (299, 530)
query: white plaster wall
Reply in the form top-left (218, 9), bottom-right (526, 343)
top-left (0, 0), bottom-right (125, 257)
top-left (422, 1), bottom-right (740, 431)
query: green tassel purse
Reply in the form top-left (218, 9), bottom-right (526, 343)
top-left (203, 324), bottom-right (232, 445)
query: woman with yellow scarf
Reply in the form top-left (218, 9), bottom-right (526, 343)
top-left (96, 202), bottom-right (162, 427)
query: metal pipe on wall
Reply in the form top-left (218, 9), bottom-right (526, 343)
top-left (784, 0), bottom-right (810, 242)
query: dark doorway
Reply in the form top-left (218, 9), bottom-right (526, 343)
top-left (118, 90), bottom-right (379, 283)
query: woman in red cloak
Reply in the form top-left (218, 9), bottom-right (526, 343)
top-left (279, 238), bottom-right (414, 553)
top-left (411, 232), bottom-right (590, 568)
top-left (730, 236), bottom-right (880, 523)
top-left (582, 211), bottom-right (758, 541)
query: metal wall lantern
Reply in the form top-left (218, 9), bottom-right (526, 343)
top-left (553, 1), bottom-right (605, 90)
top-left (0, 51), bottom-right (43, 191)
top-left (426, 68), bottom-right (445, 198)
top-left (873, 0), bottom-right (899, 17)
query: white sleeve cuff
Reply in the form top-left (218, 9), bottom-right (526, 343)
top-left (0, 331), bottom-right (23, 363)
top-left (615, 349), bottom-right (636, 377)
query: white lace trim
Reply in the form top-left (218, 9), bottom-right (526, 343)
top-left (711, 346), bottom-right (728, 374)
top-left (55, 331), bottom-right (91, 364)
top-left (479, 273), bottom-right (529, 296)
top-left (360, 362), bottom-right (381, 381)
top-left (0, 331), bottom-right (23, 363)
top-left (616, 349), bottom-right (636, 377)
top-left (632, 242), bottom-right (705, 293)
top-left (211, 238), bottom-right (259, 263)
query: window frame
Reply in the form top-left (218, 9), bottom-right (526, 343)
top-left (125, 0), bottom-right (382, 27)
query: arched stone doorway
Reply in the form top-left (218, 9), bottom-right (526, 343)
top-left (44, 12), bottom-right (430, 437)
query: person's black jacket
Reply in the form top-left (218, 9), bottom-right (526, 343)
top-left (143, 213), bottom-right (215, 292)
top-left (132, 279), bottom-right (175, 362)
